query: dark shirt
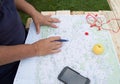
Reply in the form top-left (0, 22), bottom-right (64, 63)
top-left (0, 0), bottom-right (26, 83)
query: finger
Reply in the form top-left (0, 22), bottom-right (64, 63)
top-left (52, 44), bottom-right (62, 50)
top-left (50, 23), bottom-right (58, 28)
top-left (48, 36), bottom-right (61, 41)
top-left (53, 41), bottom-right (62, 45)
top-left (48, 18), bottom-right (60, 23)
top-left (47, 22), bottom-right (58, 28)
top-left (50, 41), bottom-right (62, 48)
top-left (51, 49), bottom-right (61, 54)
top-left (51, 18), bottom-right (60, 23)
top-left (35, 24), bottom-right (40, 34)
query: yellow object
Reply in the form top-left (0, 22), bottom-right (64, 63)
top-left (93, 44), bottom-right (104, 55)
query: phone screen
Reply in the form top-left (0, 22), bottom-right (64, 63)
top-left (58, 66), bottom-right (90, 84)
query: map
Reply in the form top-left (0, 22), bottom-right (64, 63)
top-left (14, 15), bottom-right (120, 84)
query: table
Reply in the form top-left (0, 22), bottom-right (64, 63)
top-left (14, 13), bottom-right (120, 84)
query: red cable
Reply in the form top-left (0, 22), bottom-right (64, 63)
top-left (86, 13), bottom-right (120, 33)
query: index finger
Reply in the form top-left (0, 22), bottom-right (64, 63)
top-left (48, 36), bottom-right (61, 41)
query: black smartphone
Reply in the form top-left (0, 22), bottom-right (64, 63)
top-left (58, 66), bottom-right (90, 84)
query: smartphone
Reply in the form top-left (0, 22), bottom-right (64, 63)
top-left (58, 66), bottom-right (90, 84)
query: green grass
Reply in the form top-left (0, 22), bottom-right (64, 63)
top-left (20, 0), bottom-right (110, 24)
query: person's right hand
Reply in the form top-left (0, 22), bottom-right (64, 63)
top-left (32, 36), bottom-right (62, 56)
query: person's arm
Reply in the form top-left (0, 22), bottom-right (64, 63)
top-left (14, 0), bottom-right (37, 18)
top-left (14, 0), bottom-right (60, 34)
top-left (0, 44), bottom-right (35, 65)
top-left (0, 36), bottom-right (62, 65)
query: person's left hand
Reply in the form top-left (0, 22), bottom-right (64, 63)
top-left (32, 11), bottom-right (60, 34)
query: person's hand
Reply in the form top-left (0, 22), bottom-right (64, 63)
top-left (32, 36), bottom-right (62, 56)
top-left (32, 11), bottom-right (60, 34)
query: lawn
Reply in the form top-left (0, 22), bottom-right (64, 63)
top-left (20, 0), bottom-right (110, 24)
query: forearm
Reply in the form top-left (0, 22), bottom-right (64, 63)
top-left (0, 44), bottom-right (36, 65)
top-left (14, 0), bottom-right (38, 17)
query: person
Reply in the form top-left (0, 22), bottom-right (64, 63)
top-left (0, 0), bottom-right (62, 83)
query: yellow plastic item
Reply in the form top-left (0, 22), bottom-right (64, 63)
top-left (92, 44), bottom-right (104, 55)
